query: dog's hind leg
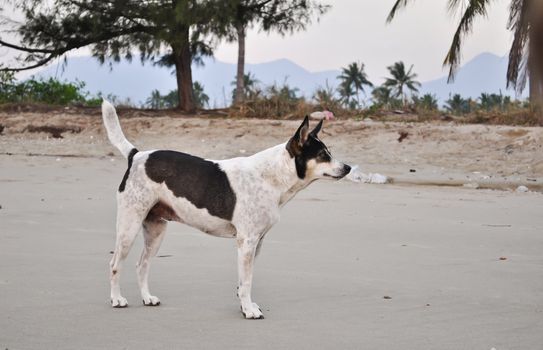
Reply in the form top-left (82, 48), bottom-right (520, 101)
top-left (109, 201), bottom-right (149, 308)
top-left (137, 218), bottom-right (167, 306)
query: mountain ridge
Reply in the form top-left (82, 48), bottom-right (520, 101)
top-left (34, 52), bottom-right (526, 107)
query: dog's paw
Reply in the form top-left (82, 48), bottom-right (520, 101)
top-left (142, 295), bottom-right (161, 306)
top-left (241, 303), bottom-right (264, 319)
top-left (111, 296), bottom-right (128, 308)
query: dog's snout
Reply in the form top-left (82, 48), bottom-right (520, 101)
top-left (343, 164), bottom-right (351, 174)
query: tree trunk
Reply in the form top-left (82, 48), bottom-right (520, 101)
top-left (172, 31), bottom-right (195, 113)
top-left (234, 24), bottom-right (246, 106)
top-left (529, 2), bottom-right (543, 114)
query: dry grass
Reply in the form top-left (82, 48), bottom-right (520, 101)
top-left (24, 125), bottom-right (82, 138)
top-left (1, 102), bottom-right (542, 126)
top-left (463, 109), bottom-right (543, 126)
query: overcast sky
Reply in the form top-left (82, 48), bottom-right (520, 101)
top-left (1, 0), bottom-right (511, 81)
top-left (213, 0), bottom-right (511, 81)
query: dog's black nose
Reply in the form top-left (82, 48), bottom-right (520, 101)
top-left (343, 164), bottom-right (351, 174)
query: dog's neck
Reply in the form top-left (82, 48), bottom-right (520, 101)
top-left (246, 143), bottom-right (312, 206)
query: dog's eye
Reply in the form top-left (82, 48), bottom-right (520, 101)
top-left (318, 150), bottom-right (331, 161)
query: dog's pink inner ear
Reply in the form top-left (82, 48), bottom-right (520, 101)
top-left (296, 116), bottom-right (310, 145)
top-left (286, 117), bottom-right (310, 157)
top-left (298, 123), bottom-right (309, 145)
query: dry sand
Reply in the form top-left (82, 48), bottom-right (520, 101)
top-left (0, 111), bottom-right (542, 349)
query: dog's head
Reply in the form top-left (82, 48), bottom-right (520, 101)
top-left (286, 116), bottom-right (351, 181)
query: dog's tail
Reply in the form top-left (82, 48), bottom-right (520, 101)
top-left (101, 100), bottom-right (137, 159)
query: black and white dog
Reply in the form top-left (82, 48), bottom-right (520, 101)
top-left (102, 100), bottom-right (351, 319)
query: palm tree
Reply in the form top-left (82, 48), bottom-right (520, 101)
top-left (231, 72), bottom-right (260, 102)
top-left (162, 90), bottom-right (179, 108)
top-left (445, 94), bottom-right (471, 115)
top-left (146, 89), bottom-right (164, 110)
top-left (383, 61), bottom-right (421, 105)
top-left (225, 1), bottom-right (329, 105)
top-left (313, 80), bottom-right (340, 110)
top-left (413, 93), bottom-right (439, 111)
top-left (192, 81), bottom-right (209, 109)
top-left (478, 92), bottom-right (511, 111)
top-left (372, 86), bottom-right (393, 108)
top-left (337, 62), bottom-right (373, 108)
top-left (337, 81), bottom-right (357, 109)
top-left (267, 81), bottom-right (300, 102)
top-left (159, 81), bottom-right (208, 109)
top-left (387, 0), bottom-right (543, 111)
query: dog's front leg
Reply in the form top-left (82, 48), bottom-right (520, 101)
top-left (236, 236), bottom-right (264, 319)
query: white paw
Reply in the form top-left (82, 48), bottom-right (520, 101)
top-left (142, 295), bottom-right (161, 306)
top-left (241, 303), bottom-right (264, 319)
top-left (111, 296), bottom-right (128, 308)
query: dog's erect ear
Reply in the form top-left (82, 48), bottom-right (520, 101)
top-left (297, 115), bottom-right (310, 143)
top-left (286, 116), bottom-right (310, 157)
top-left (310, 119), bottom-right (323, 137)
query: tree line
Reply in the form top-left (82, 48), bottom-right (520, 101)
top-left (0, 0), bottom-right (328, 112)
top-left (387, 0), bottom-right (543, 112)
top-left (1, 0), bottom-right (541, 113)
top-left (0, 61), bottom-right (529, 117)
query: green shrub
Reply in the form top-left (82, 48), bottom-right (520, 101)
top-left (0, 76), bottom-right (87, 105)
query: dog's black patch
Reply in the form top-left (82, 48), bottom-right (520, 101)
top-left (293, 135), bottom-right (331, 179)
top-left (286, 118), bottom-right (332, 179)
top-left (145, 150), bottom-right (236, 220)
top-left (119, 148), bottom-right (139, 192)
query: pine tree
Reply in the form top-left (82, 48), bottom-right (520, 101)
top-left (0, 0), bottom-right (225, 112)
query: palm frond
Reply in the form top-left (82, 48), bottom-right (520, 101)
top-left (506, 0), bottom-right (529, 92)
top-left (443, 0), bottom-right (492, 83)
top-left (386, 0), bottom-right (415, 23)
top-left (447, 0), bottom-right (467, 15)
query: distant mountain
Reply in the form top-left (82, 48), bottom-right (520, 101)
top-left (194, 58), bottom-right (340, 107)
top-left (419, 52), bottom-right (527, 103)
top-left (35, 56), bottom-right (341, 107)
top-left (33, 52), bottom-right (527, 107)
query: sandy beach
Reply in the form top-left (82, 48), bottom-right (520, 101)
top-left (1, 111), bottom-right (542, 349)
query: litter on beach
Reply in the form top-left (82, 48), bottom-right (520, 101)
top-left (345, 165), bottom-right (389, 184)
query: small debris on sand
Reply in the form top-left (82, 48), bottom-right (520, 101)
top-left (383, 296), bottom-right (392, 300)
top-left (409, 169), bottom-right (416, 173)
top-left (463, 183), bottom-right (480, 189)
top-left (345, 165), bottom-right (389, 184)
top-left (504, 144), bottom-right (514, 154)
top-left (499, 257), bottom-right (508, 261)
top-left (516, 185), bottom-right (529, 193)
top-left (309, 110), bottom-right (334, 120)
top-left (398, 131), bottom-right (409, 143)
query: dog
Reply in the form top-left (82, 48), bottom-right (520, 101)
top-left (101, 100), bottom-right (351, 319)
